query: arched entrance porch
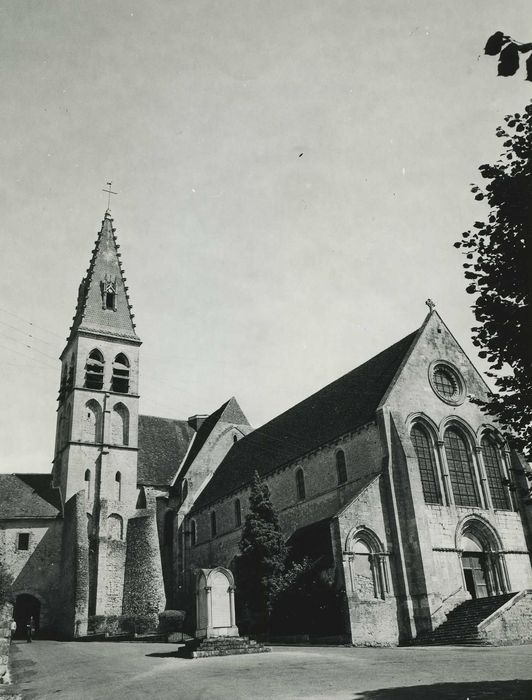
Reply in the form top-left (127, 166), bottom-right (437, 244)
top-left (13, 593), bottom-right (41, 638)
top-left (458, 519), bottom-right (509, 599)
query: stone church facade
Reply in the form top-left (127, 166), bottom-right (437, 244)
top-left (1, 212), bottom-right (531, 644)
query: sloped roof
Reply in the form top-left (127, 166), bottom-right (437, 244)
top-left (192, 330), bottom-right (417, 512)
top-left (66, 211), bottom-right (140, 346)
top-left (137, 415), bottom-right (195, 486)
top-left (287, 517), bottom-right (334, 568)
top-left (178, 397), bottom-right (250, 481)
top-left (0, 473), bottom-right (60, 520)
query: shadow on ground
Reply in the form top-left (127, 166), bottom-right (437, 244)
top-left (145, 648), bottom-right (188, 659)
top-left (353, 679), bottom-right (532, 699)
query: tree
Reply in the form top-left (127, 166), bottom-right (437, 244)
top-left (235, 472), bottom-right (289, 632)
top-left (484, 32), bottom-right (532, 80)
top-left (455, 104), bottom-right (532, 455)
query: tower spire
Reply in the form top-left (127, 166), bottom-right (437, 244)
top-left (66, 212), bottom-right (139, 345)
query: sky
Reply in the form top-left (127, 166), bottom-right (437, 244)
top-left (1, 1), bottom-right (531, 474)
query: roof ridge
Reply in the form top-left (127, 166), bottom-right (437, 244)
top-left (191, 328), bottom-right (418, 512)
top-left (139, 413), bottom-right (188, 422)
top-left (253, 329), bottom-right (419, 433)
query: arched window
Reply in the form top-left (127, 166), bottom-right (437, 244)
top-left (295, 468), bottom-right (306, 501)
top-left (83, 399), bottom-right (102, 443)
top-left (111, 402), bottom-right (129, 445)
top-left (349, 530), bottom-right (388, 600)
top-left (336, 450), bottom-right (348, 485)
top-left (482, 436), bottom-right (511, 511)
top-left (67, 357), bottom-right (75, 391)
top-left (85, 350), bottom-right (104, 390)
top-left (411, 424), bottom-right (442, 504)
top-left (107, 513), bottom-right (123, 540)
top-left (62, 404), bottom-right (72, 444)
top-left (84, 469), bottom-right (91, 501)
top-left (190, 519), bottom-right (197, 546)
top-left (57, 415), bottom-right (64, 449)
top-left (59, 365), bottom-right (67, 399)
top-left (233, 434), bottom-right (238, 443)
top-left (114, 472), bottom-right (121, 501)
top-left (234, 498), bottom-right (242, 527)
top-left (181, 479), bottom-right (188, 504)
top-left (444, 428), bottom-right (480, 507)
top-left (111, 354), bottom-right (130, 393)
top-left (164, 510), bottom-right (175, 546)
top-left (210, 511), bottom-right (217, 538)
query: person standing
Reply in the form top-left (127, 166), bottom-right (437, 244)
top-left (10, 619), bottom-right (16, 639)
top-left (25, 616), bottom-right (34, 643)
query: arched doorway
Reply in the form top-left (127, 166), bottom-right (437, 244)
top-left (13, 594), bottom-right (41, 638)
top-left (461, 533), bottom-right (488, 599)
top-left (459, 520), bottom-right (508, 599)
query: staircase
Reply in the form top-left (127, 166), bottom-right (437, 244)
top-left (414, 592), bottom-right (517, 646)
top-left (181, 635), bottom-right (271, 659)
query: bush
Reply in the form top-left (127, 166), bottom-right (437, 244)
top-left (118, 614), bottom-right (156, 635)
top-left (87, 615), bottom-right (106, 634)
top-left (158, 610), bottom-right (186, 634)
top-left (105, 615), bottom-right (119, 634)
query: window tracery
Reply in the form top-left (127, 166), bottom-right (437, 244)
top-left (444, 428), bottom-right (480, 507)
top-left (411, 424), bottom-right (442, 504)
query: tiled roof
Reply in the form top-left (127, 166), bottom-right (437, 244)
top-left (191, 330), bottom-right (417, 512)
top-left (286, 517), bottom-right (334, 568)
top-left (0, 473), bottom-right (60, 520)
top-left (137, 415), bottom-right (195, 486)
top-left (178, 397), bottom-right (250, 481)
top-left (67, 212), bottom-right (140, 345)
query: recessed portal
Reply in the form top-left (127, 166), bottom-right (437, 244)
top-left (13, 593), bottom-right (40, 638)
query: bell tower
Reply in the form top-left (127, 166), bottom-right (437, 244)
top-left (53, 209), bottom-right (141, 511)
top-left (52, 209), bottom-right (142, 615)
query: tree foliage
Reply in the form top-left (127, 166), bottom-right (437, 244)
top-left (455, 104), bottom-right (532, 455)
top-left (236, 472), bottom-right (289, 631)
top-left (235, 472), bottom-right (313, 632)
top-left (484, 32), bottom-right (532, 80)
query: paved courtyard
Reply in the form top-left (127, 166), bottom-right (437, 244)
top-left (3, 640), bottom-right (532, 699)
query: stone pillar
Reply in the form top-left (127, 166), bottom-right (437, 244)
top-left (437, 440), bottom-right (454, 506)
top-left (228, 586), bottom-right (236, 627)
top-left (475, 446), bottom-right (492, 510)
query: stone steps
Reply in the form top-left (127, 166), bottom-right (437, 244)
top-left (413, 593), bottom-right (516, 646)
top-left (182, 635), bottom-right (271, 659)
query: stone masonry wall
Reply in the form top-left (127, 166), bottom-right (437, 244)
top-left (0, 603), bottom-right (13, 685)
top-left (0, 518), bottom-right (63, 633)
top-left (56, 491), bottom-right (89, 638)
top-left (337, 477), bottom-right (399, 645)
top-left (189, 424), bottom-right (383, 573)
top-left (479, 591), bottom-right (532, 645)
top-left (122, 512), bottom-right (165, 623)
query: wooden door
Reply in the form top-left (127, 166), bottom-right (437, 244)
top-left (462, 554), bottom-right (488, 598)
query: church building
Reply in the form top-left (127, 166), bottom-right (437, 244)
top-left (1, 211), bottom-right (531, 645)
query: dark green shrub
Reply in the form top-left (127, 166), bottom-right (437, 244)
top-left (118, 614), bottom-right (156, 634)
top-left (87, 615), bottom-right (106, 634)
top-left (158, 610), bottom-right (186, 633)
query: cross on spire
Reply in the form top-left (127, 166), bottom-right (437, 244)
top-left (102, 181), bottom-right (117, 212)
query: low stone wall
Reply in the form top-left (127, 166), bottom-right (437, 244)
top-left (478, 590), bottom-right (532, 645)
top-left (0, 603), bottom-right (14, 685)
